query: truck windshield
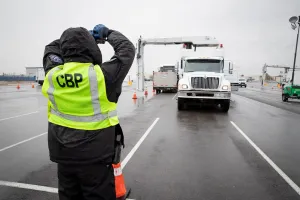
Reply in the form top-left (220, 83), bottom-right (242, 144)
top-left (185, 59), bottom-right (222, 73)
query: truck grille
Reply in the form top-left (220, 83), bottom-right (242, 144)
top-left (191, 77), bottom-right (219, 89)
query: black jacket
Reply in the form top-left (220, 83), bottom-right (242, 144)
top-left (43, 27), bottom-right (135, 164)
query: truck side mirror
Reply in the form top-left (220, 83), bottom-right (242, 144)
top-left (180, 60), bottom-right (183, 69)
top-left (229, 63), bottom-right (233, 74)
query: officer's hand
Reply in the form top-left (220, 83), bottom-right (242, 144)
top-left (89, 29), bottom-right (105, 44)
top-left (92, 24), bottom-right (109, 43)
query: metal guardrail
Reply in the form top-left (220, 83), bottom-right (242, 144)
top-left (0, 75), bottom-right (35, 81)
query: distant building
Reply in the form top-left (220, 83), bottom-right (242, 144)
top-left (25, 67), bottom-right (42, 77)
top-left (245, 75), bottom-right (261, 81)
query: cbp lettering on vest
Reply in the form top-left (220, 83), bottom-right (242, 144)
top-left (41, 24), bottom-right (135, 200)
top-left (56, 73), bottom-right (83, 88)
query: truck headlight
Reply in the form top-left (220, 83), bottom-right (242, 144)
top-left (178, 84), bottom-right (189, 89)
top-left (222, 85), bottom-right (229, 90)
top-left (181, 84), bottom-right (188, 89)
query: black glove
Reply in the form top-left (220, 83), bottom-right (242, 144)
top-left (92, 24), bottom-right (109, 44)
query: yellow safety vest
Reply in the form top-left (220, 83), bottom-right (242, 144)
top-left (42, 62), bottom-right (119, 130)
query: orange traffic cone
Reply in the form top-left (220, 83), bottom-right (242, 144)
top-left (17, 84), bottom-right (20, 90)
top-left (144, 89), bottom-right (148, 96)
top-left (132, 92), bottom-right (137, 99)
top-left (31, 83), bottom-right (35, 88)
top-left (113, 163), bottom-right (126, 199)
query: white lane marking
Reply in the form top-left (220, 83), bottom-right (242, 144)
top-left (121, 118), bottom-right (160, 169)
top-left (0, 132), bottom-right (47, 152)
top-left (0, 180), bottom-right (135, 200)
top-left (172, 93), bottom-right (177, 100)
top-left (0, 181), bottom-right (57, 193)
top-left (0, 118), bottom-right (159, 196)
top-left (230, 121), bottom-right (300, 195)
top-left (0, 111), bottom-right (39, 122)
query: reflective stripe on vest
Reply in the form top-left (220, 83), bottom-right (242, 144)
top-left (42, 63), bottom-right (119, 130)
top-left (50, 108), bottom-right (117, 122)
top-left (47, 67), bottom-right (59, 110)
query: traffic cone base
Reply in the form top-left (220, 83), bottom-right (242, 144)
top-left (113, 163), bottom-right (126, 198)
top-left (133, 98), bottom-right (137, 104)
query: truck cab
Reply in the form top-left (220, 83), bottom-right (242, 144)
top-left (177, 45), bottom-right (231, 112)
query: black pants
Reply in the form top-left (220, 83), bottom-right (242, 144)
top-left (58, 163), bottom-right (116, 200)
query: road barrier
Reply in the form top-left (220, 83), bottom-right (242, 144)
top-left (0, 75), bottom-right (35, 82)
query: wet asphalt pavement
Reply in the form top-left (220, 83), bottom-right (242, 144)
top-left (234, 82), bottom-right (300, 114)
top-left (0, 82), bottom-right (300, 200)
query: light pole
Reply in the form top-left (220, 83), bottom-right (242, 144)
top-left (289, 16), bottom-right (300, 86)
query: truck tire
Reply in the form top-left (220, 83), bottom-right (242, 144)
top-left (282, 94), bottom-right (288, 102)
top-left (177, 98), bottom-right (184, 111)
top-left (220, 100), bottom-right (230, 112)
top-left (38, 80), bottom-right (44, 86)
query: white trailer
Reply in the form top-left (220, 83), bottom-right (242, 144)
top-left (36, 68), bottom-right (45, 85)
top-left (153, 71), bottom-right (178, 93)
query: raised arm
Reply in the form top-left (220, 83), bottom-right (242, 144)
top-left (101, 30), bottom-right (135, 84)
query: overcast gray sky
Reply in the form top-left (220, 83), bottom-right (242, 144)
top-left (0, 0), bottom-right (300, 81)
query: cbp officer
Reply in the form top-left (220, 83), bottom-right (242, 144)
top-left (42, 24), bottom-right (135, 200)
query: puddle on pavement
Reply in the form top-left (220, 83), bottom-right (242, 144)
top-left (132, 96), bottom-right (145, 107)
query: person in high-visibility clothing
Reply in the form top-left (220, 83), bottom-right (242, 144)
top-left (42, 24), bottom-right (135, 200)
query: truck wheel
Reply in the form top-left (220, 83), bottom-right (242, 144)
top-left (282, 94), bottom-right (288, 102)
top-left (178, 98), bottom-right (184, 111)
top-left (220, 100), bottom-right (230, 112)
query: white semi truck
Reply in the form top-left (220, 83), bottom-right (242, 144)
top-left (177, 42), bottom-right (231, 112)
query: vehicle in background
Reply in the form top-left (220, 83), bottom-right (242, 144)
top-left (224, 60), bottom-right (239, 91)
top-left (153, 65), bottom-right (178, 93)
top-left (36, 68), bottom-right (45, 85)
top-left (282, 83), bottom-right (300, 102)
top-left (247, 77), bottom-right (255, 82)
top-left (238, 78), bottom-right (247, 87)
top-left (177, 40), bottom-right (231, 112)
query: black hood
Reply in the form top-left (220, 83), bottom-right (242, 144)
top-left (60, 27), bottom-right (102, 65)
